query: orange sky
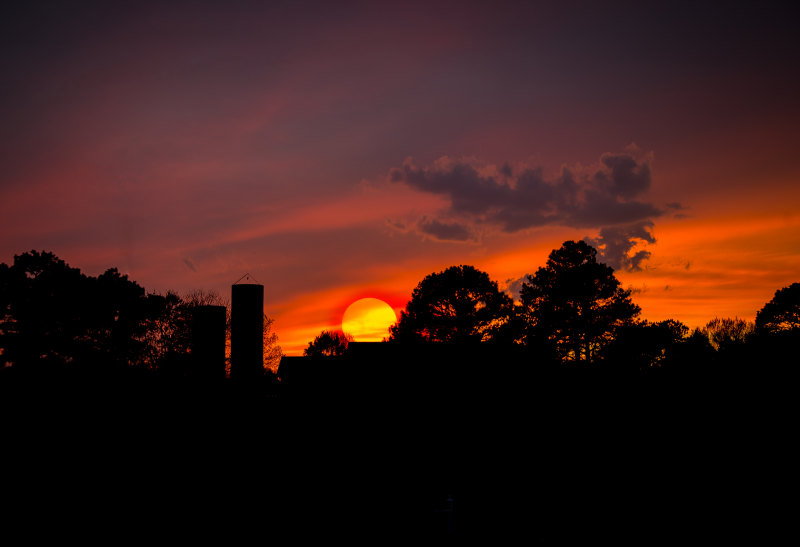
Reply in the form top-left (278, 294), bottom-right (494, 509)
top-left (264, 176), bottom-right (800, 355)
top-left (272, 209), bottom-right (800, 355)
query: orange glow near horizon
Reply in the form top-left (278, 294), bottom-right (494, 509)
top-left (272, 209), bottom-right (800, 356)
top-left (268, 282), bottom-right (412, 356)
top-left (614, 211), bottom-right (800, 329)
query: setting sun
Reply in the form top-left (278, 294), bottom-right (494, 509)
top-left (342, 298), bottom-right (398, 342)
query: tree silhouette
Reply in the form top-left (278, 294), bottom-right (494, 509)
top-left (263, 315), bottom-right (283, 372)
top-left (304, 330), bottom-right (353, 357)
top-left (0, 251), bottom-right (156, 371)
top-left (135, 291), bottom-right (192, 372)
top-left (660, 326), bottom-right (716, 375)
top-left (388, 265), bottom-right (513, 343)
top-left (520, 240), bottom-right (640, 364)
top-left (1, 251), bottom-right (83, 369)
top-left (0, 251), bottom-right (283, 376)
top-left (603, 319), bottom-right (688, 371)
top-left (755, 283), bottom-right (800, 334)
top-left (702, 317), bottom-right (754, 351)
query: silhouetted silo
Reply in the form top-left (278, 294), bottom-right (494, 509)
top-left (191, 305), bottom-right (227, 379)
top-left (231, 282), bottom-right (264, 379)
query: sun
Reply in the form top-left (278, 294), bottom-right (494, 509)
top-left (342, 298), bottom-right (398, 342)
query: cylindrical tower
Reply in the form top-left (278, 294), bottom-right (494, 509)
top-left (191, 305), bottom-right (227, 379)
top-left (231, 283), bottom-right (264, 379)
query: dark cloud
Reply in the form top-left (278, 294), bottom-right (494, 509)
top-left (386, 220), bottom-right (408, 232)
top-left (502, 276), bottom-right (527, 302)
top-left (417, 217), bottom-right (474, 242)
top-left (389, 152), bottom-right (666, 236)
top-left (389, 152), bottom-right (672, 268)
top-left (595, 154), bottom-right (652, 199)
top-left (182, 258), bottom-right (197, 272)
top-left (584, 221), bottom-right (656, 272)
top-left (666, 201), bottom-right (690, 219)
top-left (628, 250), bottom-right (652, 271)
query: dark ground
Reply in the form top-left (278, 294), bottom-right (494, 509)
top-left (1, 366), bottom-right (792, 541)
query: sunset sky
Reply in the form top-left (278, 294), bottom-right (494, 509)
top-left (2, 1), bottom-right (799, 355)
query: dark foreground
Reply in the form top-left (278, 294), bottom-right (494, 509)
top-left (1, 363), bottom-right (793, 542)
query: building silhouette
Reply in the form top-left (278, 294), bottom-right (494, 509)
top-left (190, 305), bottom-right (227, 379)
top-left (231, 281), bottom-right (264, 379)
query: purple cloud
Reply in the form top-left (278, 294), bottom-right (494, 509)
top-left (388, 151), bottom-right (675, 270)
top-left (583, 221), bottom-right (656, 272)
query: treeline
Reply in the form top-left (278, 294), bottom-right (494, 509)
top-left (303, 240), bottom-right (799, 378)
top-left (0, 250), bottom-right (281, 379)
top-left (2, 242), bottom-right (798, 384)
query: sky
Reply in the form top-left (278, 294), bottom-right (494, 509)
top-left (2, 1), bottom-right (799, 355)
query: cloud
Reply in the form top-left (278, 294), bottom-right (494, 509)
top-left (502, 276), bottom-right (527, 302)
top-left (417, 217), bottom-right (475, 242)
top-left (583, 220), bottom-right (656, 272)
top-left (666, 201), bottom-right (691, 219)
top-left (389, 151), bottom-right (668, 235)
top-left (388, 151), bottom-right (674, 266)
